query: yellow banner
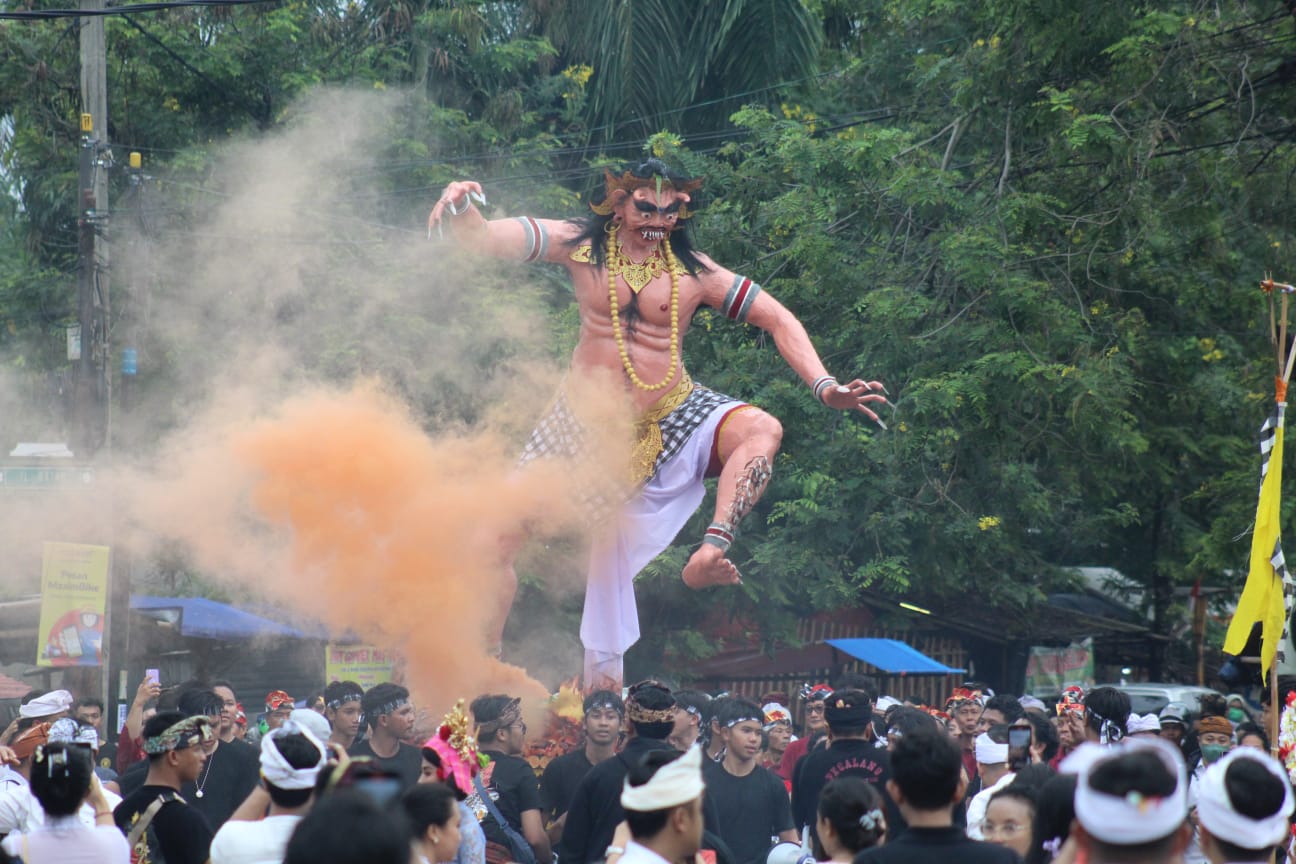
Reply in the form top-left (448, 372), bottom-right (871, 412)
top-left (324, 644), bottom-right (401, 690)
top-left (37, 542), bottom-right (110, 667)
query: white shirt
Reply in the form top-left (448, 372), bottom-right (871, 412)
top-left (1, 814), bottom-right (130, 863)
top-left (965, 770), bottom-right (1016, 840)
top-left (0, 772), bottom-right (40, 835)
top-left (618, 840), bottom-right (674, 864)
top-left (210, 814), bottom-right (304, 864)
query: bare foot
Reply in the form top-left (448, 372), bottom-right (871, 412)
top-left (682, 545), bottom-right (743, 589)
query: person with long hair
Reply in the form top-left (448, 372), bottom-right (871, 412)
top-left (429, 158), bottom-right (887, 688)
top-left (813, 777), bottom-right (885, 862)
top-left (1, 742), bottom-right (128, 862)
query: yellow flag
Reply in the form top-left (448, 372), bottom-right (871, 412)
top-left (1224, 407), bottom-right (1289, 677)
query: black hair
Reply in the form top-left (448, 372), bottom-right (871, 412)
top-left (400, 782), bottom-right (457, 836)
top-left (264, 732), bottom-right (323, 808)
top-left (1084, 750), bottom-right (1181, 861)
top-left (362, 683), bottom-right (410, 730)
top-left (813, 776), bottom-right (884, 858)
top-left (177, 686), bottom-right (222, 719)
top-left (470, 693), bottom-right (518, 744)
top-left (283, 789), bottom-right (412, 864)
top-left (983, 694), bottom-right (1024, 724)
top-left (886, 707), bottom-right (938, 741)
top-left (74, 696), bottom-right (104, 713)
top-left (420, 747), bottom-right (468, 801)
top-left (1233, 721), bottom-right (1270, 752)
top-left (209, 679), bottom-right (236, 695)
top-left (890, 727), bottom-right (961, 810)
top-left (1209, 756), bottom-right (1288, 860)
top-left (142, 710), bottom-right (188, 763)
top-left (1026, 774), bottom-right (1078, 864)
top-left (583, 689), bottom-right (624, 716)
top-left (326, 680), bottom-right (364, 706)
top-left (830, 673), bottom-right (880, 704)
top-left (1024, 712), bottom-right (1060, 762)
top-left (715, 698), bottom-right (763, 730)
top-left (623, 749), bottom-right (689, 839)
top-left (1010, 763), bottom-right (1057, 793)
top-left (674, 690), bottom-right (712, 721)
top-left (627, 681), bottom-right (676, 741)
top-left (30, 742), bottom-right (93, 817)
top-left (1083, 686), bottom-right (1131, 738)
top-left (569, 158), bottom-right (710, 276)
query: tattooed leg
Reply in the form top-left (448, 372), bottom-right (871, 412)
top-left (684, 408), bottom-right (782, 589)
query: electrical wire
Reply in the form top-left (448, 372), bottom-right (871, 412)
top-left (0, 0), bottom-right (278, 20)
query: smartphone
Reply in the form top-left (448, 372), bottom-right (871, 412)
top-left (145, 668), bottom-right (160, 686)
top-left (1008, 725), bottom-right (1032, 769)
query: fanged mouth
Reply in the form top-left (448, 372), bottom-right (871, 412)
top-left (641, 229), bottom-right (667, 241)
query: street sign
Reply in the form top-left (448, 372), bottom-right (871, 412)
top-left (0, 466), bottom-right (95, 489)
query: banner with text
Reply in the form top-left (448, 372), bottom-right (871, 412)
top-left (1025, 638), bottom-right (1094, 696)
top-left (37, 542), bottom-right (110, 667)
top-left (325, 644), bottom-right (401, 690)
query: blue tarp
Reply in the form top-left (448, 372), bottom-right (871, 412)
top-left (131, 595), bottom-right (306, 641)
top-left (826, 637), bottom-right (965, 675)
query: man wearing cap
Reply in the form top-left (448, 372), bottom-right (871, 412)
top-left (1195, 747), bottom-right (1294, 864)
top-left (1070, 738), bottom-right (1191, 864)
top-left (1158, 703), bottom-right (1187, 745)
top-left (1182, 713), bottom-right (1236, 864)
top-left (777, 683), bottom-right (831, 785)
top-left (348, 682), bottom-right (422, 789)
top-left (1126, 713), bottom-right (1162, 738)
top-left (702, 698), bottom-right (795, 864)
top-left (790, 689), bottom-right (896, 843)
top-left (559, 681), bottom-right (678, 864)
top-left (613, 746), bottom-right (707, 864)
top-left (964, 726), bottom-right (1014, 840)
top-left (472, 692), bottom-right (550, 864)
top-left (323, 680), bottom-right (365, 752)
top-left (114, 710), bottom-right (217, 864)
top-left (541, 689), bottom-right (624, 844)
top-left (209, 724), bottom-right (328, 864)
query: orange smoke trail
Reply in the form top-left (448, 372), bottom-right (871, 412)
top-left (136, 381), bottom-right (597, 719)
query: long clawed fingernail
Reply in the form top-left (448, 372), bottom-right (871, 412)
top-left (875, 418), bottom-right (888, 431)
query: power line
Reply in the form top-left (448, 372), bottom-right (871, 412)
top-left (0, 0), bottom-right (277, 20)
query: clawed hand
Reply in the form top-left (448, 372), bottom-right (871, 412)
top-left (823, 379), bottom-right (891, 428)
top-left (427, 180), bottom-right (487, 239)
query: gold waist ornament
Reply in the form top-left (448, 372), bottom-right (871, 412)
top-left (629, 371), bottom-right (694, 485)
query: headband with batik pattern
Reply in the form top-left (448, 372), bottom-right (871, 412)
top-left (142, 716), bottom-right (214, 754)
top-left (475, 697), bottom-right (522, 739)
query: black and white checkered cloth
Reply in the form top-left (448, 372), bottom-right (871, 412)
top-left (519, 383), bottom-right (740, 521)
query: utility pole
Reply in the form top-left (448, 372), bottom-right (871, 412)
top-left (79, 0), bottom-right (128, 741)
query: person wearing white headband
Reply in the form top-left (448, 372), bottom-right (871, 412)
top-left (1073, 738), bottom-right (1190, 864)
top-left (18, 690), bottom-right (73, 721)
top-left (209, 723), bottom-right (327, 864)
top-left (1195, 748), bottom-right (1294, 864)
top-left (1125, 713), bottom-right (1163, 738)
top-left (965, 726), bottom-right (1014, 840)
top-left (611, 746), bottom-right (706, 864)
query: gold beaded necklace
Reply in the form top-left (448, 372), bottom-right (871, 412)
top-left (606, 224), bottom-right (680, 391)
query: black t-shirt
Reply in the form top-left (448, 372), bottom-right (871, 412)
top-left (347, 738), bottom-right (424, 791)
top-left (792, 738), bottom-right (899, 838)
top-left (478, 749), bottom-right (542, 848)
top-left (853, 825), bottom-right (1021, 864)
top-left (117, 739), bottom-right (261, 831)
top-left (557, 737), bottom-right (676, 864)
top-left (114, 784), bottom-right (214, 864)
top-left (702, 760), bottom-right (794, 864)
top-left (540, 748), bottom-right (594, 824)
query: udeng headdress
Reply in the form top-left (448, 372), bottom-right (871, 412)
top-left (590, 166), bottom-right (703, 218)
top-left (424, 699), bottom-right (486, 795)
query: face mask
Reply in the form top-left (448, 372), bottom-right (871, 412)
top-left (1200, 743), bottom-right (1230, 764)
top-left (1227, 708), bottom-right (1246, 723)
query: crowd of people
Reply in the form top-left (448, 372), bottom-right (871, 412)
top-left (0, 673), bottom-right (1288, 864)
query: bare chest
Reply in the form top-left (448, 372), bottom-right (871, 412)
top-left (572, 264), bottom-right (703, 328)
